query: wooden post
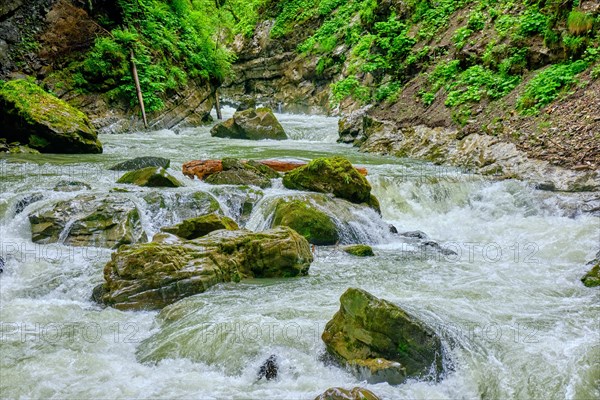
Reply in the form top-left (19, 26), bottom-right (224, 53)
top-left (130, 49), bottom-right (148, 129)
top-left (214, 89), bottom-right (222, 120)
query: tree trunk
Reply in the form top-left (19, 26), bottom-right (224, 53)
top-left (215, 89), bottom-right (222, 120)
top-left (130, 49), bottom-right (148, 129)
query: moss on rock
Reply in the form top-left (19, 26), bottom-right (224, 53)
top-left (29, 194), bottom-right (147, 249)
top-left (96, 226), bottom-right (313, 310)
top-left (0, 79), bottom-right (102, 153)
top-left (117, 167), bottom-right (182, 187)
top-left (343, 244), bottom-right (374, 257)
top-left (204, 157), bottom-right (278, 188)
top-left (314, 387), bottom-right (380, 400)
top-left (210, 108), bottom-right (287, 140)
top-left (161, 213), bottom-right (239, 239)
top-left (322, 288), bottom-right (444, 385)
top-left (272, 199), bottom-right (339, 245)
top-left (283, 156), bottom-right (374, 206)
top-left (581, 263), bottom-right (599, 288)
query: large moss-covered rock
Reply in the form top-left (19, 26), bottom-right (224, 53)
top-left (283, 157), bottom-right (373, 205)
top-left (314, 387), bottom-right (380, 400)
top-left (322, 288), bottom-right (444, 385)
top-left (272, 199), bottom-right (338, 245)
top-left (161, 213), bottom-right (239, 239)
top-left (204, 157), bottom-right (277, 188)
top-left (117, 167), bottom-right (182, 187)
top-left (210, 108), bottom-right (287, 140)
top-left (29, 194), bottom-right (147, 248)
top-left (109, 156), bottom-right (170, 171)
top-left (96, 226), bottom-right (313, 310)
top-left (0, 79), bottom-right (102, 153)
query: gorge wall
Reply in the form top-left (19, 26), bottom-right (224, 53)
top-left (0, 0), bottom-right (216, 134)
top-left (221, 0), bottom-right (600, 192)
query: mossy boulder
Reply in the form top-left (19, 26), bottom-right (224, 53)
top-left (210, 107), bottom-right (287, 140)
top-left (0, 79), bottom-right (102, 153)
top-left (95, 226), bottom-right (313, 310)
top-left (29, 194), bottom-right (147, 249)
top-left (205, 157), bottom-right (278, 188)
top-left (343, 244), bottom-right (374, 257)
top-left (582, 252), bottom-right (600, 287)
top-left (582, 264), bottom-right (600, 287)
top-left (271, 199), bottom-right (339, 245)
top-left (314, 387), bottom-right (380, 400)
top-left (117, 167), bottom-right (182, 187)
top-left (322, 288), bottom-right (444, 385)
top-left (109, 156), bottom-right (170, 171)
top-left (283, 157), bottom-right (374, 206)
top-left (161, 213), bottom-right (239, 239)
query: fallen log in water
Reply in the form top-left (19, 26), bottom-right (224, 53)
top-left (182, 159), bottom-right (368, 180)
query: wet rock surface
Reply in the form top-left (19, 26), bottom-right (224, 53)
top-left (29, 194), bottom-right (147, 249)
top-left (96, 226), bottom-right (313, 310)
top-left (322, 288), bottom-right (444, 385)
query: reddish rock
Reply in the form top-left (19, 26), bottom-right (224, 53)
top-left (182, 160), bottom-right (223, 180)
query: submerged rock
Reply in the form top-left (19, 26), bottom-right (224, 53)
top-left (211, 107), bottom-right (287, 140)
top-left (29, 194), bottom-right (147, 248)
top-left (53, 180), bottom-right (91, 192)
top-left (161, 213), bottom-right (239, 239)
top-left (582, 251), bottom-right (600, 288)
top-left (283, 157), bottom-right (375, 207)
top-left (314, 387), bottom-right (380, 400)
top-left (96, 226), bottom-right (313, 310)
top-left (271, 199), bottom-right (339, 245)
top-left (322, 288), bottom-right (444, 385)
top-left (117, 167), bottom-right (182, 187)
top-left (109, 156), bottom-right (171, 171)
top-left (342, 244), bottom-right (374, 257)
top-left (142, 191), bottom-right (221, 229)
top-left (14, 193), bottom-right (43, 214)
top-left (207, 186), bottom-right (264, 225)
top-left (257, 355), bottom-right (279, 381)
top-left (0, 79), bottom-right (102, 154)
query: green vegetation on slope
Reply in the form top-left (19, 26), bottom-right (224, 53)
top-left (230, 0), bottom-right (599, 118)
top-left (76, 0), bottom-right (233, 113)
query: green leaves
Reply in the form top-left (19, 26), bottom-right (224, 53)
top-left (517, 60), bottom-right (589, 114)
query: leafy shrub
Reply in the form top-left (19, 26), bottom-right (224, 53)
top-left (467, 11), bottom-right (486, 31)
top-left (445, 66), bottom-right (520, 107)
top-left (330, 76), bottom-right (370, 105)
top-left (374, 81), bottom-right (402, 102)
top-left (80, 0), bottom-right (233, 113)
top-left (519, 9), bottom-right (548, 36)
top-left (453, 27), bottom-right (474, 50)
top-left (517, 60), bottom-right (589, 114)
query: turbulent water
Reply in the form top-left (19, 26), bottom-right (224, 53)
top-left (1, 107), bottom-right (598, 399)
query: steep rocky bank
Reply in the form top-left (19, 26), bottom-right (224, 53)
top-left (0, 0), bottom-right (216, 134)
top-left (221, 0), bottom-right (599, 192)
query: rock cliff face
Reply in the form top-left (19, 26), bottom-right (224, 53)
top-left (0, 0), bottom-right (215, 134)
top-left (221, 20), bottom-right (333, 114)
